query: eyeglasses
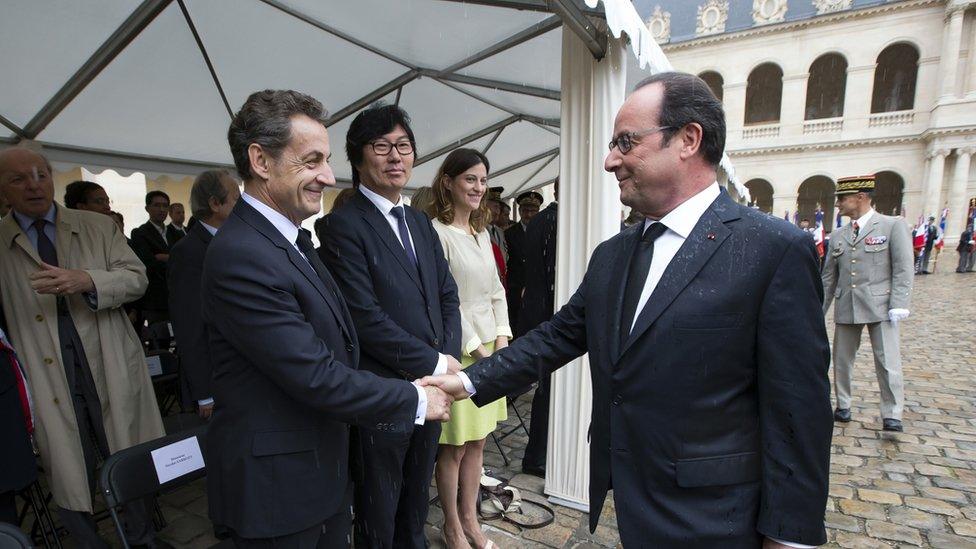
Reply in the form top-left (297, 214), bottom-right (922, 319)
top-left (608, 126), bottom-right (673, 154)
top-left (369, 140), bottom-right (414, 156)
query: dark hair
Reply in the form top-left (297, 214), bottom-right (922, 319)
top-left (430, 148), bottom-right (491, 232)
top-left (110, 211), bottom-right (124, 223)
top-left (346, 103), bottom-right (417, 185)
top-left (190, 169), bottom-right (232, 220)
top-left (64, 180), bottom-right (104, 209)
top-left (313, 216), bottom-right (328, 242)
top-left (145, 190), bottom-right (170, 207)
top-left (330, 188), bottom-right (357, 213)
top-left (228, 90), bottom-right (329, 181)
top-left (633, 71), bottom-right (726, 166)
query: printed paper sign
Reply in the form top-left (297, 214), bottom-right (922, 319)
top-left (146, 355), bottom-right (163, 377)
top-left (150, 436), bottom-right (205, 484)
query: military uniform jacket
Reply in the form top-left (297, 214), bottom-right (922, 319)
top-left (822, 212), bottom-right (913, 325)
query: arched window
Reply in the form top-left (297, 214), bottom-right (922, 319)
top-left (797, 176), bottom-right (836, 230)
top-left (745, 178), bottom-right (774, 213)
top-left (871, 43), bottom-right (919, 113)
top-left (873, 171), bottom-right (904, 216)
top-left (745, 63), bottom-right (783, 125)
top-left (805, 53), bottom-right (848, 120)
top-left (698, 71), bottom-right (724, 102)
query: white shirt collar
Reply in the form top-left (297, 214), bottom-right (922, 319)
top-left (642, 183), bottom-right (721, 239)
top-left (359, 184), bottom-right (403, 215)
top-left (854, 208), bottom-right (875, 228)
top-left (199, 221), bottom-right (218, 236)
top-left (241, 192), bottom-right (299, 245)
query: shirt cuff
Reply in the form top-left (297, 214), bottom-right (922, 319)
top-left (83, 290), bottom-right (98, 310)
top-left (433, 353), bottom-right (448, 376)
top-left (769, 538), bottom-right (814, 548)
top-left (456, 372), bottom-right (477, 396)
top-left (197, 398), bottom-right (214, 406)
top-left (413, 383), bottom-right (426, 425)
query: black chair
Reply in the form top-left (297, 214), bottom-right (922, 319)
top-left (0, 522), bottom-right (32, 549)
top-left (489, 386), bottom-right (534, 466)
top-left (144, 322), bottom-right (174, 353)
top-left (99, 425), bottom-right (208, 549)
top-left (14, 482), bottom-right (61, 549)
top-left (146, 351), bottom-right (180, 415)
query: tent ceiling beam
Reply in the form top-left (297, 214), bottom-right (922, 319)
top-left (512, 175), bottom-right (558, 196)
top-left (548, 0), bottom-right (606, 60)
top-left (257, 0), bottom-right (417, 69)
top-left (0, 115), bottom-right (26, 140)
top-left (492, 147), bottom-right (558, 178)
top-left (435, 0), bottom-right (604, 17)
top-left (22, 0), bottom-right (174, 139)
top-left (421, 70), bottom-right (559, 100)
top-left (325, 70), bottom-right (421, 127)
top-left (442, 15), bottom-right (561, 74)
top-left (508, 151), bottom-right (557, 196)
top-left (415, 115), bottom-right (520, 166)
top-left (482, 127), bottom-right (505, 153)
top-left (432, 79), bottom-right (561, 134)
top-left (27, 140), bottom-right (233, 175)
top-left (177, 0), bottom-right (232, 118)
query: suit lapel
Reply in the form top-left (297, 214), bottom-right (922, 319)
top-left (608, 224), bottom-right (642, 365)
top-left (618, 195), bottom-right (735, 361)
top-left (355, 193), bottom-right (424, 293)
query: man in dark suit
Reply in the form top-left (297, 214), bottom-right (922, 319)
top-left (131, 190), bottom-right (171, 323)
top-left (504, 191), bottom-right (543, 334)
top-left (516, 179), bottom-right (559, 477)
top-left (168, 170), bottom-right (239, 419)
top-left (165, 203), bottom-right (188, 246)
top-left (202, 90), bottom-right (452, 547)
top-left (424, 72), bottom-right (832, 548)
top-left (0, 326), bottom-right (36, 525)
top-left (320, 103), bottom-right (462, 549)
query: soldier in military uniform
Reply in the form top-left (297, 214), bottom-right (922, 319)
top-left (822, 175), bottom-right (914, 432)
top-left (504, 191), bottom-right (543, 334)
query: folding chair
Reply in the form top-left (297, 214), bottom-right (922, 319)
top-left (144, 322), bottom-right (174, 353)
top-left (490, 385), bottom-right (534, 466)
top-left (0, 522), bottom-right (32, 549)
top-left (99, 425), bottom-right (208, 549)
top-left (15, 481), bottom-right (62, 549)
top-left (146, 351), bottom-right (180, 415)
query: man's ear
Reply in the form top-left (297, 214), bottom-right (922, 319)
top-left (678, 123), bottom-right (703, 161)
top-left (248, 144), bottom-right (272, 181)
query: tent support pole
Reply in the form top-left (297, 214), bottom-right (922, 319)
top-left (415, 116), bottom-right (520, 166)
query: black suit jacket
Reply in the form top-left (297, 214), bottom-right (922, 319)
top-left (517, 203), bottom-right (557, 336)
top-left (166, 224), bottom-right (187, 247)
top-left (319, 191), bottom-right (461, 381)
top-left (0, 342), bottom-right (36, 493)
top-left (465, 191), bottom-right (832, 547)
top-left (202, 199), bottom-right (418, 538)
top-left (167, 222), bottom-right (213, 402)
top-left (130, 221), bottom-right (170, 311)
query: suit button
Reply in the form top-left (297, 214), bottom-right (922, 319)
top-left (852, 284), bottom-right (857, 288)
top-left (35, 314), bottom-right (44, 322)
top-left (851, 259), bottom-right (856, 263)
top-left (345, 344), bottom-right (354, 352)
top-left (851, 272), bottom-right (856, 276)
top-left (612, 395), bottom-right (623, 405)
top-left (53, 398), bottom-right (59, 405)
top-left (43, 358), bottom-right (53, 365)
top-left (433, 338), bottom-right (439, 346)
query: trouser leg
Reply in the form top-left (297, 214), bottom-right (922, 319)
top-left (351, 427), bottom-right (408, 549)
top-left (832, 324), bottom-right (863, 410)
top-left (523, 374), bottom-right (551, 470)
top-left (392, 422), bottom-right (440, 549)
top-left (867, 321), bottom-right (904, 420)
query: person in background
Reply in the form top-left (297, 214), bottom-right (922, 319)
top-left (64, 180), bottom-right (112, 216)
top-left (504, 191), bottom-right (543, 336)
top-left (168, 169), bottom-right (240, 420)
top-left (427, 148), bottom-right (509, 549)
top-left (0, 324), bottom-right (36, 525)
top-left (484, 186), bottom-right (508, 284)
top-left (166, 202), bottom-right (188, 245)
top-left (409, 186), bottom-right (435, 218)
top-left (957, 222), bottom-right (974, 273)
top-left (109, 210), bottom-right (125, 235)
top-left (130, 190), bottom-right (172, 324)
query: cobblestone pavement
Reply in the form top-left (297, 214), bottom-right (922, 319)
top-left (134, 269), bottom-right (974, 547)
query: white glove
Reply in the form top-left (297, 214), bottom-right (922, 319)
top-left (888, 308), bottom-right (910, 322)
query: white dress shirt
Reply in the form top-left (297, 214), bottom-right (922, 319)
top-left (242, 192), bottom-right (427, 424)
top-left (357, 186), bottom-right (450, 376)
top-left (151, 220), bottom-right (168, 245)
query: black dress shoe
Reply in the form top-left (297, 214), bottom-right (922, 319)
top-left (522, 465), bottom-right (546, 478)
top-left (883, 418), bottom-right (903, 432)
top-left (833, 408), bottom-right (851, 422)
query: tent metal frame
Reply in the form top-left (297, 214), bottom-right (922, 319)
top-left (4, 0), bottom-right (609, 192)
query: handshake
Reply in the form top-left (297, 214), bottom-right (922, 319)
top-left (418, 356), bottom-right (474, 421)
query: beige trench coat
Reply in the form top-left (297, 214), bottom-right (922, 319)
top-left (0, 205), bottom-right (163, 512)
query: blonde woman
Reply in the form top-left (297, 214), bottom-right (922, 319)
top-left (428, 148), bottom-right (509, 549)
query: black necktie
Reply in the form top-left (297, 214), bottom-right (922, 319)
top-left (296, 232), bottom-right (329, 284)
top-left (33, 219), bottom-right (58, 266)
top-left (389, 206), bottom-right (419, 268)
top-left (620, 222), bottom-right (668, 345)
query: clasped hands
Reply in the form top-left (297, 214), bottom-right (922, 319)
top-left (29, 262), bottom-right (95, 295)
top-left (419, 355), bottom-right (472, 421)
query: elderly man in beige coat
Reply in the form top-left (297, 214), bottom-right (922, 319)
top-left (822, 175), bottom-right (914, 433)
top-left (0, 148), bottom-right (164, 548)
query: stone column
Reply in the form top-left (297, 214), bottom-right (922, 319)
top-left (968, 8), bottom-right (976, 97)
top-left (723, 82), bottom-right (748, 142)
top-left (938, 4), bottom-right (966, 99)
top-left (844, 65), bottom-right (875, 133)
top-left (923, 148), bottom-right (950, 220)
top-left (946, 147), bottom-right (975, 243)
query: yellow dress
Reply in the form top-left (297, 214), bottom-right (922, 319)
top-left (432, 220), bottom-right (510, 446)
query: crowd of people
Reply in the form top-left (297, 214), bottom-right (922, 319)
top-left (0, 69), bottom-right (959, 548)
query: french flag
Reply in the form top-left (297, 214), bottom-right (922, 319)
top-left (813, 207), bottom-right (825, 257)
top-left (935, 208), bottom-right (948, 250)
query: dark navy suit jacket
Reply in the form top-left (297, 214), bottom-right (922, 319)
top-left (465, 190), bottom-right (832, 547)
top-left (167, 221), bottom-right (212, 402)
top-left (202, 199), bottom-right (418, 538)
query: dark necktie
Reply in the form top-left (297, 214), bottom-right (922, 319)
top-left (852, 221), bottom-right (860, 241)
top-left (296, 232), bottom-right (329, 284)
top-left (33, 219), bottom-right (58, 266)
top-left (620, 222), bottom-right (668, 345)
top-left (389, 206), bottom-right (418, 268)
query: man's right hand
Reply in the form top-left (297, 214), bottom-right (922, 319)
top-left (198, 403), bottom-right (214, 420)
top-left (421, 374), bottom-right (470, 401)
top-left (424, 386), bottom-right (453, 421)
top-left (445, 355), bottom-right (462, 375)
